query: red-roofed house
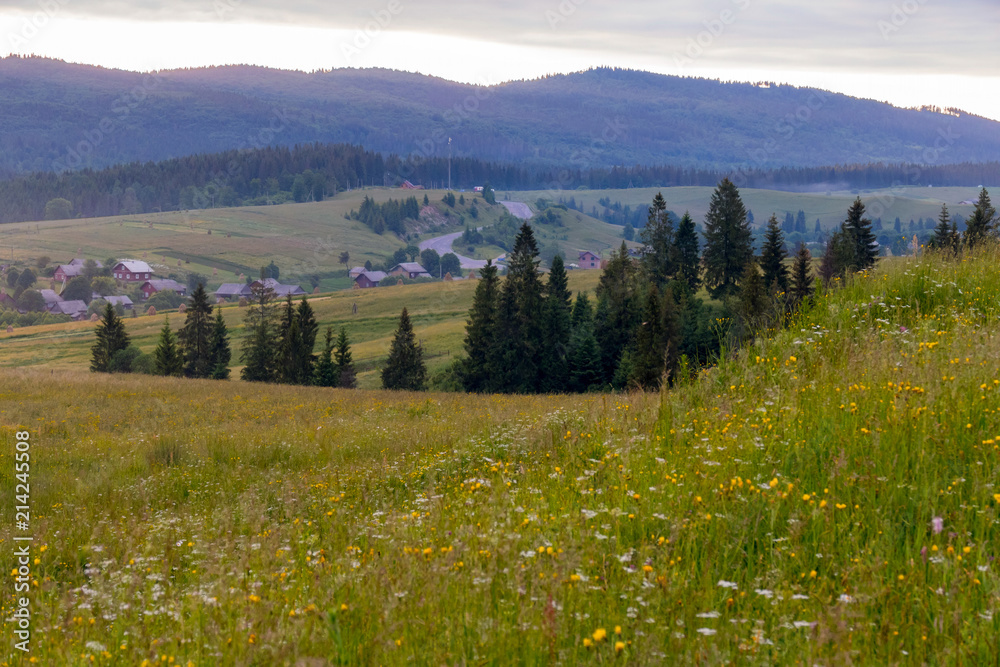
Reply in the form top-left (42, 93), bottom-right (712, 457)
top-left (113, 260), bottom-right (153, 282)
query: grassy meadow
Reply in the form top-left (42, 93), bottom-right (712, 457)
top-left (2, 245), bottom-right (1000, 663)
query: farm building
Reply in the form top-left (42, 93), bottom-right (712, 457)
top-left (113, 260), bottom-right (153, 282)
top-left (578, 251), bottom-right (601, 269)
top-left (54, 259), bottom-right (103, 283)
top-left (96, 295), bottom-right (134, 311)
top-left (141, 279), bottom-right (187, 300)
top-left (49, 300), bottom-right (88, 320)
top-left (388, 262), bottom-right (432, 279)
top-left (353, 271), bottom-right (387, 289)
top-left (348, 267), bottom-right (366, 278)
top-left (39, 289), bottom-right (63, 310)
top-left (250, 278), bottom-right (306, 298)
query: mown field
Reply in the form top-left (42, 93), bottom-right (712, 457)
top-left (2, 246), bottom-right (999, 664)
top-left (0, 271), bottom-right (604, 389)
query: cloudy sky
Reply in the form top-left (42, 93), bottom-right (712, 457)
top-left (2, 0), bottom-right (999, 120)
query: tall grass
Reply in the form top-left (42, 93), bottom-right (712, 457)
top-left (1, 247), bottom-right (998, 664)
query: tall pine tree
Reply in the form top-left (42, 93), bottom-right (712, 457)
top-left (240, 282), bottom-right (278, 382)
top-left (759, 214), bottom-right (789, 295)
top-left (153, 316), bottom-right (183, 376)
top-left (91, 302), bottom-right (130, 373)
top-left (335, 327), bottom-right (357, 389)
top-left (929, 204), bottom-right (953, 250)
top-left (962, 188), bottom-right (996, 249)
top-left (672, 211), bottom-right (701, 292)
top-left (702, 178), bottom-right (753, 299)
top-left (640, 192), bottom-right (675, 286)
top-left (594, 242), bottom-right (640, 384)
top-left (789, 243), bottom-right (814, 306)
top-left (314, 326), bottom-right (337, 388)
top-left (382, 308), bottom-right (426, 391)
top-left (296, 297), bottom-right (318, 383)
top-left (275, 296), bottom-right (302, 384)
top-left (461, 260), bottom-right (501, 392)
top-left (842, 198), bottom-right (879, 272)
top-left (177, 283), bottom-right (214, 378)
top-left (539, 254), bottom-right (572, 392)
top-left (207, 307), bottom-right (231, 380)
top-left (568, 293), bottom-right (603, 393)
top-left (498, 224), bottom-right (545, 393)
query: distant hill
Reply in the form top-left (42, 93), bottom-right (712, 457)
top-left (2, 56), bottom-right (999, 176)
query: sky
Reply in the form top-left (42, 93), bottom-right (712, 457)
top-left (1, 0), bottom-right (999, 121)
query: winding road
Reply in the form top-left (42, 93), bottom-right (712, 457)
top-left (418, 201), bottom-right (533, 270)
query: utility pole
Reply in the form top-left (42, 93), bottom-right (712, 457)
top-left (448, 137), bottom-right (452, 192)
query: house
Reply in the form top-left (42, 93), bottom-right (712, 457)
top-left (94, 294), bottom-right (133, 311)
top-left (55, 258), bottom-right (104, 283)
top-left (215, 283), bottom-right (251, 301)
top-left (39, 289), bottom-right (63, 311)
top-left (388, 262), bottom-right (431, 279)
top-left (400, 180), bottom-right (424, 190)
top-left (141, 279), bottom-right (187, 300)
top-left (50, 300), bottom-right (88, 320)
top-left (353, 271), bottom-right (387, 289)
top-left (249, 278), bottom-right (306, 298)
top-left (113, 260), bottom-right (153, 282)
top-left (348, 267), bottom-right (367, 279)
top-left (0, 291), bottom-right (16, 309)
top-left (578, 251), bottom-right (601, 269)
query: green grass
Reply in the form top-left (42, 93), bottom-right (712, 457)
top-left (1, 246), bottom-right (998, 664)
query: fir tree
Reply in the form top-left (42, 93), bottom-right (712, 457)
top-left (672, 211), bottom-right (700, 292)
top-left (275, 296), bottom-right (302, 384)
top-left (640, 192), bottom-right (675, 286)
top-left (240, 281), bottom-right (278, 382)
top-left (498, 224), bottom-right (545, 393)
top-left (335, 327), bottom-right (357, 389)
top-left (962, 188), bottom-right (996, 249)
top-left (567, 293), bottom-right (602, 393)
top-left (295, 297), bottom-right (318, 383)
top-left (153, 316), bottom-right (183, 376)
top-left (735, 261), bottom-right (769, 341)
top-left (381, 308), bottom-right (426, 391)
top-left (207, 307), bottom-right (231, 380)
top-left (177, 283), bottom-right (214, 378)
top-left (842, 198), bottom-right (879, 272)
top-left (630, 285), bottom-right (669, 389)
top-left (539, 254), bottom-right (572, 392)
top-left (929, 204), bottom-right (952, 250)
top-left (594, 242), bottom-right (640, 383)
top-left (90, 302), bottom-right (130, 373)
top-left (702, 178), bottom-right (753, 299)
top-left (461, 260), bottom-right (501, 392)
top-left (314, 326), bottom-right (337, 388)
top-left (789, 243), bottom-right (814, 305)
top-left (759, 214), bottom-right (789, 295)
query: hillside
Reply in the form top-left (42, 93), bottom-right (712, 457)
top-left (2, 57), bottom-right (999, 174)
top-left (1, 246), bottom-right (997, 663)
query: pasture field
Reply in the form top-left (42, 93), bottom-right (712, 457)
top-left (513, 186), bottom-right (986, 232)
top-left (1, 248), bottom-right (999, 664)
top-left (0, 271), bottom-right (604, 389)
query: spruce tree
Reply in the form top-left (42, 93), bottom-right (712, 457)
top-left (275, 296), bottom-right (302, 384)
top-left (539, 254), bottom-right (572, 392)
top-left (759, 214), bottom-right (789, 295)
top-left (335, 327), bottom-right (357, 389)
top-left (461, 260), bottom-right (500, 392)
top-left (640, 192), bottom-right (675, 286)
top-left (153, 316), bottom-right (183, 376)
top-left (594, 242), bottom-right (640, 383)
top-left (630, 285), bottom-right (666, 390)
top-left (207, 308), bottom-right (231, 380)
top-left (177, 283), bottom-right (214, 378)
top-left (295, 297), bottom-right (318, 383)
top-left (842, 198), bottom-right (879, 272)
top-left (314, 326), bottom-right (337, 388)
top-left (567, 293), bottom-right (602, 393)
top-left (962, 188), bottom-right (996, 249)
top-left (817, 239), bottom-right (839, 287)
top-left (789, 243), bottom-right (814, 305)
top-left (90, 302), bottom-right (130, 373)
top-left (381, 308), bottom-right (426, 391)
top-left (702, 178), bottom-right (753, 299)
top-left (498, 223), bottom-right (545, 393)
top-left (736, 261), bottom-right (769, 341)
top-left (672, 211), bottom-right (701, 292)
top-left (240, 282), bottom-right (278, 382)
top-left (929, 204), bottom-right (953, 250)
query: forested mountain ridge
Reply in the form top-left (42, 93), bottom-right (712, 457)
top-left (2, 56), bottom-right (999, 176)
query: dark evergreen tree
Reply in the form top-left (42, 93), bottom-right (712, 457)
top-left (240, 282), bottom-right (278, 382)
top-left (539, 254), bottom-right (572, 392)
top-left (461, 260), bottom-right (501, 392)
top-left (702, 178), bottom-right (753, 299)
top-left (789, 243), bottom-right (814, 305)
top-left (275, 296), bottom-right (301, 384)
top-left (759, 214), bottom-right (790, 296)
top-left (153, 317), bottom-right (183, 377)
top-left (640, 192), bottom-right (675, 286)
top-left (962, 188), bottom-right (996, 249)
top-left (314, 326), bottom-right (337, 388)
top-left (630, 284), bottom-right (678, 390)
top-left (381, 308), bottom-right (426, 391)
top-left (498, 223), bottom-right (545, 393)
top-left (594, 242), bottom-right (640, 383)
top-left (842, 198), bottom-right (879, 272)
top-left (90, 302), bottom-right (130, 373)
top-left (177, 283), bottom-right (214, 378)
top-left (335, 327), bottom-right (357, 389)
top-left (929, 204), bottom-right (956, 251)
top-left (207, 307), bottom-right (231, 380)
top-left (735, 261), bottom-right (769, 341)
top-left (296, 297), bottom-right (319, 383)
top-left (672, 211), bottom-right (701, 292)
top-left (567, 293), bottom-right (603, 392)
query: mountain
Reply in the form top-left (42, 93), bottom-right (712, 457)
top-left (2, 56), bottom-right (999, 176)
